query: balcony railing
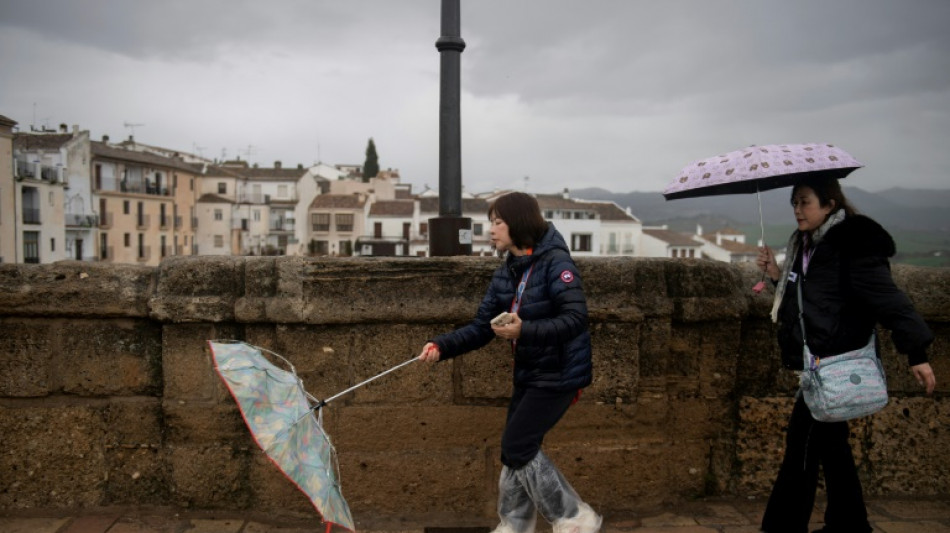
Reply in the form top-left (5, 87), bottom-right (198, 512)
top-left (66, 214), bottom-right (99, 227)
top-left (136, 214), bottom-right (150, 230)
top-left (22, 207), bottom-right (41, 224)
top-left (16, 160), bottom-right (34, 178)
top-left (99, 212), bottom-right (113, 229)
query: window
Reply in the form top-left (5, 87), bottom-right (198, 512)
top-left (253, 209), bottom-right (261, 222)
top-left (543, 211), bottom-right (553, 219)
top-left (312, 213), bottom-right (330, 232)
top-left (124, 233), bottom-right (131, 247)
top-left (214, 209), bottom-right (223, 221)
top-left (123, 201), bottom-right (130, 215)
top-left (161, 236), bottom-right (167, 258)
top-left (473, 223), bottom-right (483, 236)
top-left (570, 233), bottom-right (592, 252)
top-left (313, 240), bottom-right (329, 255)
top-left (23, 231), bottom-right (40, 263)
top-left (50, 238), bottom-right (55, 252)
top-left (21, 187), bottom-right (40, 224)
top-left (419, 222), bottom-right (428, 236)
top-left (335, 213), bottom-right (354, 232)
top-left (100, 233), bottom-right (108, 260)
top-left (138, 234), bottom-right (145, 259)
top-left (214, 235), bottom-right (224, 248)
top-left (218, 182), bottom-right (227, 194)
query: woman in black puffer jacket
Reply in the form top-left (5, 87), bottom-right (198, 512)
top-left (419, 192), bottom-right (600, 533)
top-left (756, 176), bottom-right (936, 533)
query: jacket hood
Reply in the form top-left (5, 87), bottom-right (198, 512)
top-left (823, 214), bottom-right (896, 259)
top-left (534, 223), bottom-right (569, 256)
top-left (505, 223), bottom-right (568, 272)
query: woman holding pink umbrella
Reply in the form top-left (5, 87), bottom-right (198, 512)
top-left (756, 176), bottom-right (936, 533)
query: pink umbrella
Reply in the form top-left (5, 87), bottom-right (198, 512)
top-left (663, 143), bottom-right (863, 292)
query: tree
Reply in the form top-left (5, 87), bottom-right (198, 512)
top-left (362, 138), bottom-right (379, 183)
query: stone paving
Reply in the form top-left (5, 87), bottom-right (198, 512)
top-left (2, 497), bottom-right (950, 533)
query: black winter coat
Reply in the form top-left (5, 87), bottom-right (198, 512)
top-left (777, 215), bottom-right (933, 370)
top-left (431, 224), bottom-right (593, 391)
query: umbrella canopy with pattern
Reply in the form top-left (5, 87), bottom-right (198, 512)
top-left (208, 340), bottom-right (355, 532)
top-left (663, 143), bottom-right (863, 200)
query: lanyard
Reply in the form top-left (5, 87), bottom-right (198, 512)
top-left (507, 264), bottom-right (534, 353)
top-left (801, 234), bottom-right (813, 274)
top-left (510, 264), bottom-right (534, 314)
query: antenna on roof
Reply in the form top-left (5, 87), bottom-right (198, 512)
top-left (123, 122), bottom-right (145, 138)
top-left (523, 175), bottom-right (530, 192)
top-left (239, 144), bottom-right (259, 161)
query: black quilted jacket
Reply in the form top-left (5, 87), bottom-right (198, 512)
top-left (776, 215), bottom-right (933, 370)
top-left (431, 224), bottom-right (593, 391)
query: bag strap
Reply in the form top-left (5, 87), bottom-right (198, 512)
top-left (796, 279), bottom-right (807, 346)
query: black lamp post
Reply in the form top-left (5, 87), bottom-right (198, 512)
top-left (428, 0), bottom-right (472, 256)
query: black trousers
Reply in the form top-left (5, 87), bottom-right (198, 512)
top-left (500, 386), bottom-right (577, 469)
top-left (761, 395), bottom-right (872, 533)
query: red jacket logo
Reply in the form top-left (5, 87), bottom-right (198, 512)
top-left (560, 270), bottom-right (575, 283)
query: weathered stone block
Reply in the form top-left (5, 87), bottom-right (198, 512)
top-left (163, 323), bottom-right (239, 402)
top-left (163, 400), bottom-right (250, 446)
top-left (168, 445), bottom-right (251, 508)
top-left (326, 405), bottom-right (506, 452)
top-left (867, 397), bottom-right (950, 495)
top-left (150, 256), bottom-right (245, 323)
top-left (0, 261), bottom-right (153, 318)
top-left (0, 404), bottom-right (106, 508)
top-left (57, 319), bottom-right (162, 396)
top-left (104, 446), bottom-right (168, 505)
top-left (0, 320), bottom-right (53, 397)
top-left (338, 447), bottom-right (490, 519)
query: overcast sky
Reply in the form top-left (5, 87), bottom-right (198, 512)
top-left (2, 0), bottom-right (949, 194)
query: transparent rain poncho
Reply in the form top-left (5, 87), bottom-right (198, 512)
top-left (495, 451), bottom-right (601, 533)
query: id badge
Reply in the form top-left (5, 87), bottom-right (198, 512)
top-left (788, 272), bottom-right (798, 283)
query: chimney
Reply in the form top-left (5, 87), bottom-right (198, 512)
top-left (102, 135), bottom-right (110, 142)
top-left (59, 123), bottom-right (68, 132)
top-left (274, 161), bottom-right (282, 169)
top-left (696, 224), bottom-right (703, 236)
top-left (72, 124), bottom-right (79, 133)
top-left (562, 187), bottom-right (569, 199)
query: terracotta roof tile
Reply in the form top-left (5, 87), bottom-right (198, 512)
top-left (13, 133), bottom-right (73, 151)
top-left (309, 194), bottom-right (366, 209)
top-left (643, 229), bottom-right (701, 247)
top-left (91, 141), bottom-right (202, 173)
top-left (370, 200), bottom-right (414, 216)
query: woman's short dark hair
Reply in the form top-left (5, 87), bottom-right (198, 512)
top-left (487, 192), bottom-right (548, 250)
top-left (792, 176), bottom-right (858, 218)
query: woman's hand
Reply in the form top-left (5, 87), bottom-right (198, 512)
top-left (418, 342), bottom-right (441, 363)
top-left (491, 312), bottom-right (522, 340)
top-left (911, 362), bottom-right (936, 394)
top-left (757, 246), bottom-right (780, 282)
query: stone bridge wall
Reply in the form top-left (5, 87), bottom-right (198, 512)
top-left (0, 257), bottom-right (947, 525)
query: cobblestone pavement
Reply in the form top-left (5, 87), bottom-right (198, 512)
top-left (2, 497), bottom-right (949, 533)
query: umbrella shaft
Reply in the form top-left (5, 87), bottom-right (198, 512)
top-left (322, 357), bottom-right (418, 407)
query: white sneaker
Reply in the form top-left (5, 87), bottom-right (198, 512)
top-left (552, 503), bottom-right (602, 533)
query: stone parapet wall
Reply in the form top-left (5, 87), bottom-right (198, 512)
top-left (0, 257), bottom-right (946, 524)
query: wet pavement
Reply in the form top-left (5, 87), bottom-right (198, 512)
top-left (2, 496), bottom-right (950, 533)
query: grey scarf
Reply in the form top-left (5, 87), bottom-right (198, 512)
top-left (769, 209), bottom-right (847, 322)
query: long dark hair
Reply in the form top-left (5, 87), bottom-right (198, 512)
top-left (487, 192), bottom-right (548, 250)
top-left (791, 176), bottom-right (858, 218)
